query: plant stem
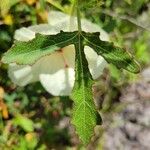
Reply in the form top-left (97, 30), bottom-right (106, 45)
top-left (70, 0), bottom-right (76, 16)
top-left (76, 0), bottom-right (82, 32)
top-left (69, 0), bottom-right (76, 31)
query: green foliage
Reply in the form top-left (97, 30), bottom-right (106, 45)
top-left (80, 0), bottom-right (103, 10)
top-left (71, 33), bottom-right (102, 144)
top-left (2, 31), bottom-right (140, 73)
top-left (2, 30), bottom-right (140, 144)
top-left (13, 114), bottom-right (34, 132)
top-left (134, 32), bottom-right (150, 65)
top-left (2, 31), bottom-right (77, 65)
top-left (83, 32), bottom-right (140, 73)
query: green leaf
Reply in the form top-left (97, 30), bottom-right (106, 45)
top-left (13, 114), bottom-right (34, 132)
top-left (71, 33), bottom-right (102, 145)
top-left (82, 32), bottom-right (140, 73)
top-left (2, 31), bottom-right (140, 74)
top-left (1, 30), bottom-right (140, 144)
top-left (2, 31), bottom-right (78, 65)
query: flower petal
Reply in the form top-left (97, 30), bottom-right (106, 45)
top-left (14, 27), bottom-right (35, 41)
top-left (81, 19), bottom-right (109, 41)
top-left (39, 45), bottom-right (75, 96)
top-left (8, 45), bottom-right (75, 95)
top-left (62, 45), bottom-right (75, 68)
top-left (28, 24), bottom-right (58, 35)
top-left (84, 46), bottom-right (107, 79)
top-left (14, 24), bottom-right (59, 41)
top-left (8, 52), bottom-right (66, 86)
top-left (48, 11), bottom-right (69, 26)
top-left (8, 63), bottom-right (34, 86)
top-left (48, 11), bottom-right (109, 41)
top-left (40, 68), bottom-right (75, 96)
top-left (48, 11), bottom-right (71, 31)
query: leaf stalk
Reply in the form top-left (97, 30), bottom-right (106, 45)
top-left (76, 0), bottom-right (82, 32)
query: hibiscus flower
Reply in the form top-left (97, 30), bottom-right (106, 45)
top-left (8, 11), bottom-right (109, 96)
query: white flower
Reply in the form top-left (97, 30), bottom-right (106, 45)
top-left (9, 11), bottom-right (109, 96)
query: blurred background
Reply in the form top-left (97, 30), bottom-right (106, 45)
top-left (0, 0), bottom-right (150, 149)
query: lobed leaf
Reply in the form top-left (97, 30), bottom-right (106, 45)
top-left (2, 31), bottom-right (78, 65)
top-left (82, 32), bottom-right (140, 73)
top-left (1, 30), bottom-right (140, 145)
top-left (71, 34), bottom-right (102, 145)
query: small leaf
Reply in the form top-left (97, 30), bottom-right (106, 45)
top-left (13, 114), bottom-right (34, 132)
top-left (82, 32), bottom-right (140, 73)
top-left (2, 31), bottom-right (78, 65)
top-left (71, 33), bottom-right (102, 145)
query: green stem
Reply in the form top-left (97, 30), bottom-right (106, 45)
top-left (76, 0), bottom-right (82, 32)
top-left (69, 0), bottom-right (76, 31)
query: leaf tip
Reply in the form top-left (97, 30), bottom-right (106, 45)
top-left (128, 60), bottom-right (141, 74)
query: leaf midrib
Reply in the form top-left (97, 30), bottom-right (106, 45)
top-left (77, 32), bottom-right (94, 139)
top-left (78, 32), bottom-right (86, 137)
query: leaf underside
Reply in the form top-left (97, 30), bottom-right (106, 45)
top-left (1, 30), bottom-right (140, 144)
